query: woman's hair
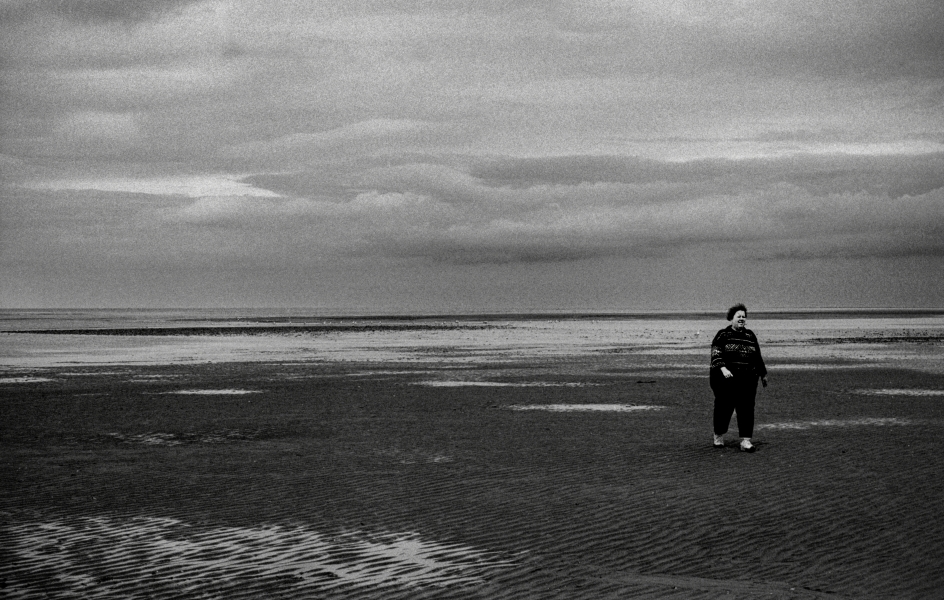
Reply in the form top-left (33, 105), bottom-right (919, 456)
top-left (726, 303), bottom-right (747, 321)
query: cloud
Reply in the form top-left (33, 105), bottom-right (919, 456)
top-left (2, 64), bottom-right (241, 120)
top-left (0, 0), bottom-right (207, 25)
top-left (221, 120), bottom-right (450, 169)
top-left (26, 174), bottom-right (282, 198)
top-left (469, 153), bottom-right (944, 199)
top-left (5, 110), bottom-right (146, 157)
top-left (554, 0), bottom-right (944, 79)
top-left (10, 153), bottom-right (940, 272)
top-left (3, 0), bottom-right (941, 170)
top-left (294, 154), bottom-right (944, 264)
top-left (353, 184), bottom-right (944, 264)
top-left (1, 0), bottom-right (942, 308)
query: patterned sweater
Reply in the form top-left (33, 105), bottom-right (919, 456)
top-left (710, 326), bottom-right (767, 377)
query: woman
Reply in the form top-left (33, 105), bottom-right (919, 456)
top-left (710, 303), bottom-right (768, 452)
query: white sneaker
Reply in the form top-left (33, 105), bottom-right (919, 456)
top-left (740, 438), bottom-right (755, 453)
top-left (713, 434), bottom-right (724, 448)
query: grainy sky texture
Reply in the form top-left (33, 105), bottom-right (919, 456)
top-left (2, 0), bottom-right (943, 311)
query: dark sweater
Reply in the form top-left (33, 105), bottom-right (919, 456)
top-left (710, 325), bottom-right (767, 377)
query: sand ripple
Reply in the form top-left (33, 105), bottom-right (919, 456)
top-left (1, 515), bottom-right (514, 598)
top-left (99, 429), bottom-right (262, 446)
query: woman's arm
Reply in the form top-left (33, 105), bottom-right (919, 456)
top-left (710, 330), bottom-right (734, 378)
top-left (710, 330), bottom-right (725, 369)
top-left (752, 331), bottom-right (768, 386)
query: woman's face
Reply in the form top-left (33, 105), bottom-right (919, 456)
top-left (731, 310), bottom-right (747, 330)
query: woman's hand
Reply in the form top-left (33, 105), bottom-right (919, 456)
top-left (720, 367), bottom-right (733, 378)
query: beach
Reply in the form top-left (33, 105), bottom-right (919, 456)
top-left (2, 311), bottom-right (944, 599)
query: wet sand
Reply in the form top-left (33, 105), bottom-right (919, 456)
top-left (2, 321), bottom-right (944, 599)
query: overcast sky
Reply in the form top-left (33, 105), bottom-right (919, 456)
top-left (2, 0), bottom-right (943, 312)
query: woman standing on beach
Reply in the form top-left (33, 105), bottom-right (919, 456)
top-left (710, 303), bottom-right (768, 452)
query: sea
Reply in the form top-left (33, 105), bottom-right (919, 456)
top-left (2, 308), bottom-right (943, 373)
top-left (3, 307), bottom-right (943, 332)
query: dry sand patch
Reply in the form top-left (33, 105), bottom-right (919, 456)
top-left (417, 380), bottom-right (592, 387)
top-left (854, 388), bottom-right (944, 397)
top-left (162, 389), bottom-right (262, 395)
top-left (507, 404), bottom-right (664, 412)
top-left (0, 376), bottom-right (54, 383)
top-left (758, 417), bottom-right (915, 430)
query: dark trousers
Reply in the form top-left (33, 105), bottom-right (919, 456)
top-left (710, 369), bottom-right (758, 438)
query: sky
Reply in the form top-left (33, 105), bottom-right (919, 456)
top-left (1, 0), bottom-right (943, 313)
